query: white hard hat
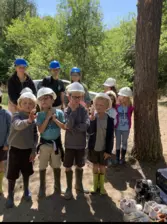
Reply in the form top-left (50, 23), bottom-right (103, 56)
top-left (118, 87), bottom-right (133, 97)
top-left (103, 78), bottom-right (116, 87)
top-left (94, 92), bottom-right (112, 109)
top-left (106, 90), bottom-right (116, 100)
top-left (18, 92), bottom-right (37, 105)
top-left (20, 87), bottom-right (33, 95)
top-left (0, 90), bottom-right (2, 97)
top-left (67, 82), bottom-right (85, 94)
top-left (37, 87), bottom-right (57, 100)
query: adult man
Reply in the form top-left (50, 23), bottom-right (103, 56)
top-left (42, 61), bottom-right (65, 110)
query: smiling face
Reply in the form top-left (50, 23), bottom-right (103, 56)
top-left (94, 97), bottom-right (109, 114)
top-left (38, 95), bottom-right (54, 110)
top-left (19, 98), bottom-right (36, 113)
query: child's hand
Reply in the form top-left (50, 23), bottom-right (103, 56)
top-left (64, 124), bottom-right (69, 130)
top-left (104, 152), bottom-right (111, 160)
top-left (46, 109), bottom-right (53, 120)
top-left (29, 152), bottom-right (36, 162)
top-left (3, 146), bottom-right (9, 151)
top-left (52, 114), bottom-right (57, 122)
top-left (80, 101), bottom-right (86, 107)
top-left (28, 109), bottom-right (37, 124)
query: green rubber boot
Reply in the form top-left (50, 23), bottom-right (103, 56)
top-left (99, 174), bottom-right (107, 195)
top-left (91, 173), bottom-right (99, 194)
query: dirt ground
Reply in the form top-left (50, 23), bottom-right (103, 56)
top-left (0, 100), bottom-right (167, 222)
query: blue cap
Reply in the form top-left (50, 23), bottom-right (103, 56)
top-left (14, 58), bottom-right (28, 67)
top-left (49, 61), bottom-right (60, 69)
top-left (70, 67), bottom-right (81, 75)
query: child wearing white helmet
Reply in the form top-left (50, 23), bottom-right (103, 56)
top-left (88, 93), bottom-right (114, 195)
top-left (106, 90), bottom-right (117, 125)
top-left (6, 92), bottom-right (38, 208)
top-left (64, 67), bottom-right (91, 108)
top-left (103, 78), bottom-right (117, 96)
top-left (20, 87), bottom-right (33, 95)
top-left (0, 90), bottom-right (12, 198)
top-left (115, 87), bottom-right (134, 165)
top-left (63, 82), bottom-right (90, 200)
top-left (36, 87), bottom-right (66, 198)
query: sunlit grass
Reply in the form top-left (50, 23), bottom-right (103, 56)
top-left (2, 92), bottom-right (8, 106)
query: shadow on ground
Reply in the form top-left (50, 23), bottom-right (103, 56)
top-left (138, 157), bottom-right (167, 183)
top-left (106, 162), bottom-right (143, 191)
top-left (158, 101), bottom-right (167, 107)
top-left (2, 191), bottom-right (123, 222)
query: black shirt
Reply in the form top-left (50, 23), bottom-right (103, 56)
top-left (8, 72), bottom-right (36, 105)
top-left (42, 76), bottom-right (65, 107)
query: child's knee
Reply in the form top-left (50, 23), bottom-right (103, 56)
top-left (99, 165), bottom-right (105, 174)
top-left (51, 154), bottom-right (62, 169)
top-left (93, 163), bottom-right (99, 173)
top-left (66, 167), bottom-right (72, 172)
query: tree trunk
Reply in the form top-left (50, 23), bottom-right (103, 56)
top-left (132, 0), bottom-right (163, 161)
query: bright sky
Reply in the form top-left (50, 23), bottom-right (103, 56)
top-left (35, 0), bottom-right (137, 28)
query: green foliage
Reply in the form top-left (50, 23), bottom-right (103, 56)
top-left (0, 0), bottom-right (167, 94)
top-left (57, 0), bottom-right (104, 85)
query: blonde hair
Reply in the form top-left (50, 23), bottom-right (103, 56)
top-left (93, 96), bottom-right (110, 110)
top-left (121, 96), bottom-right (132, 107)
top-left (17, 92), bottom-right (37, 107)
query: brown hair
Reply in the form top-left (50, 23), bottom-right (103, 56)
top-left (110, 86), bottom-right (118, 96)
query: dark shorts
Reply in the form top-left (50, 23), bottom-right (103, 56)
top-left (63, 149), bottom-right (85, 168)
top-left (0, 146), bottom-right (7, 162)
top-left (88, 150), bottom-right (106, 166)
top-left (7, 147), bottom-right (34, 180)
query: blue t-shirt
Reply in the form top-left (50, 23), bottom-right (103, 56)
top-left (116, 106), bottom-right (129, 131)
top-left (37, 109), bottom-right (65, 140)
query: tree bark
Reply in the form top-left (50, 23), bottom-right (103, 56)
top-left (132, 0), bottom-right (163, 161)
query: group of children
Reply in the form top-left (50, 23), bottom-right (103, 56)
top-left (0, 65), bottom-right (134, 209)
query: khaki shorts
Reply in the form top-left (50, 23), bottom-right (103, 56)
top-left (39, 144), bottom-right (61, 170)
